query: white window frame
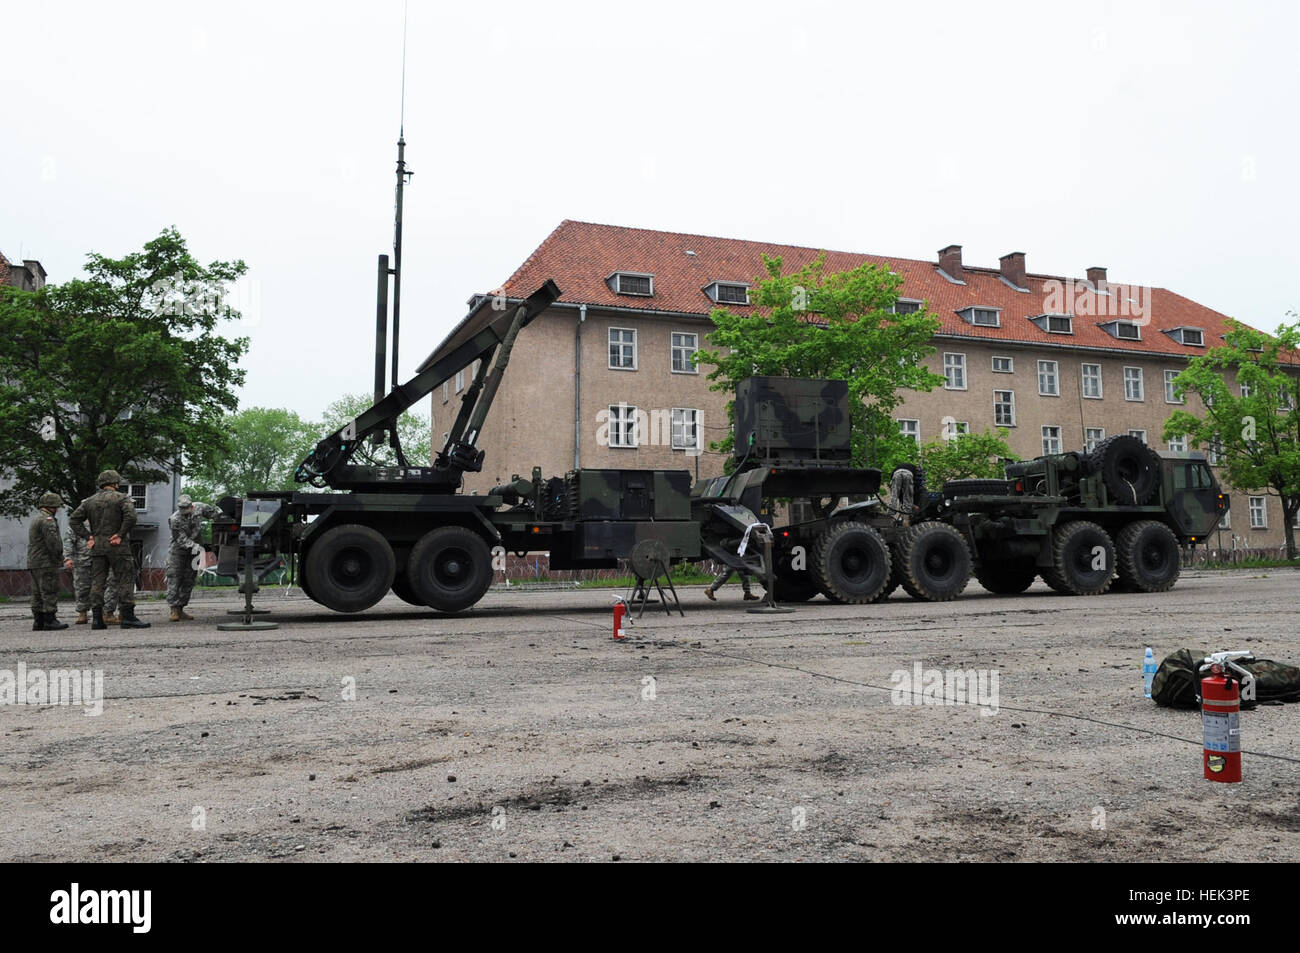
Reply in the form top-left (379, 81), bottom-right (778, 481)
top-left (128, 483), bottom-right (147, 510)
top-left (1045, 314), bottom-right (1073, 334)
top-left (713, 283), bottom-right (749, 305)
top-left (943, 419), bottom-right (970, 439)
top-left (892, 299), bottom-right (922, 315)
top-left (1181, 328), bottom-right (1204, 346)
top-left (1085, 428), bottom-right (1105, 453)
top-left (970, 307), bottom-right (1000, 327)
top-left (1114, 321), bottom-right (1141, 341)
top-left (1164, 369), bottom-right (1182, 404)
top-left (1123, 366), bottom-right (1144, 402)
top-left (898, 419), bottom-right (920, 444)
top-left (1041, 425), bottom-right (1062, 455)
top-left (1240, 381), bottom-right (1252, 399)
top-left (609, 327), bottom-right (638, 370)
top-left (1219, 508), bottom-right (1230, 530)
top-left (608, 403), bottom-right (639, 448)
top-left (455, 370), bottom-right (465, 393)
top-left (1081, 363), bottom-right (1103, 399)
top-left (670, 408), bottom-right (699, 450)
top-left (993, 390), bottom-right (1016, 427)
top-left (992, 355), bottom-right (1014, 373)
top-left (614, 272), bottom-right (654, 297)
top-left (670, 332), bottom-right (699, 374)
top-left (1128, 429), bottom-right (1147, 444)
top-left (442, 381), bottom-right (449, 402)
top-left (1208, 435), bottom-right (1223, 466)
top-left (1249, 496), bottom-right (1267, 529)
top-left (1167, 434), bottom-right (1187, 452)
top-left (943, 352), bottom-right (967, 390)
top-left (1037, 360), bottom-right (1059, 397)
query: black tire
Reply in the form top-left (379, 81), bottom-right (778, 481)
top-left (297, 548), bottom-right (314, 601)
top-left (1091, 434), bottom-right (1160, 504)
top-left (975, 560), bottom-right (1038, 594)
top-left (1116, 520), bottom-right (1181, 592)
top-left (772, 576), bottom-right (820, 603)
top-left (1042, 520), bottom-right (1115, 596)
top-left (303, 524), bottom-right (396, 613)
top-left (408, 526), bottom-right (493, 613)
top-left (896, 523), bottom-right (971, 601)
top-left (943, 478), bottom-right (1014, 498)
top-left (391, 572), bottom-right (427, 607)
top-left (810, 521), bottom-right (891, 604)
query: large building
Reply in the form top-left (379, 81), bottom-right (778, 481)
top-left (434, 221), bottom-right (1294, 552)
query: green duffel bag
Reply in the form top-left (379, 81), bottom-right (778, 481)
top-left (1150, 649), bottom-right (1300, 709)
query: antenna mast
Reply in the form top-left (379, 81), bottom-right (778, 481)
top-left (375, 1), bottom-right (413, 406)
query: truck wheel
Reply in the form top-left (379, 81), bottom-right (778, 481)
top-left (1116, 520), bottom-right (1181, 592)
top-left (896, 523), bottom-right (971, 601)
top-left (943, 478), bottom-right (1013, 498)
top-left (304, 524), bottom-right (396, 613)
top-left (408, 526), bottom-right (493, 613)
top-left (811, 521), bottom-right (891, 604)
top-left (773, 576), bottom-right (820, 602)
top-left (1042, 520), bottom-right (1115, 595)
top-left (1091, 434), bottom-right (1160, 504)
top-left (975, 560), bottom-right (1037, 594)
top-left (391, 573), bottom-right (427, 607)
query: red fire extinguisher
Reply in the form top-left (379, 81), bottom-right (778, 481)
top-left (613, 599), bottom-right (628, 641)
top-left (1199, 651), bottom-right (1251, 783)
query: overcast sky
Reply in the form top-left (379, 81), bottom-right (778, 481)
top-left (3, 0), bottom-right (1296, 422)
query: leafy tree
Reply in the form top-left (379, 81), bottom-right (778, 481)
top-left (919, 428), bottom-right (1017, 486)
top-left (182, 407), bottom-right (320, 502)
top-left (0, 228), bottom-right (248, 516)
top-left (696, 254), bottom-right (946, 473)
top-left (319, 393), bottom-right (433, 467)
top-left (1162, 317), bottom-right (1300, 557)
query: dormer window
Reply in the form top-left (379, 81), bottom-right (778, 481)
top-left (703, 281), bottom-right (749, 305)
top-left (1030, 313), bottom-right (1074, 334)
top-left (1165, 326), bottom-right (1205, 346)
top-left (892, 299), bottom-right (922, 315)
top-left (1099, 319), bottom-right (1142, 341)
top-left (957, 306), bottom-right (1000, 327)
top-left (609, 272), bottom-right (654, 296)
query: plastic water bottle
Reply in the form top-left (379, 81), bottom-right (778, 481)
top-left (1143, 647), bottom-right (1157, 699)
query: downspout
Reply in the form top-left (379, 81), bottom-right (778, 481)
top-left (574, 304), bottom-right (586, 469)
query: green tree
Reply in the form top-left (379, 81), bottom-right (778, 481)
top-left (1162, 317), bottom-right (1300, 558)
top-left (0, 228), bottom-right (249, 517)
top-left (919, 428), bottom-right (1017, 486)
top-left (696, 254), bottom-right (946, 473)
top-left (182, 407), bottom-right (321, 502)
top-left (319, 393), bottom-right (433, 467)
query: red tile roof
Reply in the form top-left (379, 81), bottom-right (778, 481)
top-left (494, 220), bottom-right (1243, 358)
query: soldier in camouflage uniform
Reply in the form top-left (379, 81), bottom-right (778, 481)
top-left (68, 470), bottom-right (151, 630)
top-left (166, 494), bottom-right (221, 621)
top-left (28, 492), bottom-right (74, 630)
top-left (63, 524), bottom-right (119, 625)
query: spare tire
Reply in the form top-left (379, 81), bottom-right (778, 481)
top-left (811, 521), bottom-right (891, 604)
top-left (1091, 434), bottom-right (1160, 504)
top-left (896, 523), bottom-right (971, 601)
top-left (944, 478), bottom-right (1014, 498)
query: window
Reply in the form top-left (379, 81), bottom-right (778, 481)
top-left (1081, 363), bottom-right (1102, 399)
top-left (957, 306), bottom-right (1000, 327)
top-left (1219, 508), bottom-right (1230, 530)
top-left (1168, 434), bottom-right (1186, 452)
top-left (994, 390), bottom-right (1016, 427)
top-left (898, 419), bottom-right (920, 443)
top-left (1115, 321), bottom-right (1141, 340)
top-left (1164, 370), bottom-right (1182, 404)
top-left (1240, 381), bottom-right (1252, 399)
top-left (1085, 428), bottom-right (1105, 453)
top-left (1123, 366), bottom-right (1144, 401)
top-left (1181, 328), bottom-right (1204, 346)
top-left (1249, 496), bottom-right (1267, 529)
top-left (714, 283), bottom-right (748, 305)
top-left (1128, 429), bottom-right (1147, 444)
top-left (455, 370), bottom-right (464, 393)
top-left (1042, 426), bottom-right (1062, 455)
top-left (671, 408), bottom-right (699, 450)
top-left (613, 273), bottom-right (653, 296)
top-left (608, 404), bottom-right (638, 448)
top-left (943, 419), bottom-right (970, 439)
top-left (1030, 313), bottom-right (1074, 334)
top-left (128, 484), bottom-right (147, 510)
top-left (943, 353), bottom-right (967, 390)
top-left (1208, 435), bottom-right (1223, 466)
top-left (671, 332), bottom-right (698, 373)
top-left (1280, 384), bottom-right (1297, 410)
top-left (609, 328), bottom-right (637, 369)
top-left (892, 300), bottom-right (921, 315)
top-left (1038, 360), bottom-right (1059, 396)
top-left (442, 381), bottom-right (449, 402)
top-left (992, 356), bottom-right (1014, 373)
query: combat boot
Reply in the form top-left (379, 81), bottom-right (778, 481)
top-left (91, 608), bottom-right (107, 630)
top-left (119, 607), bottom-right (151, 629)
top-left (103, 612), bottom-right (121, 625)
top-left (44, 612), bottom-right (68, 631)
top-left (178, 608), bottom-right (195, 621)
top-left (169, 607), bottom-right (181, 622)
top-left (75, 611), bottom-right (88, 625)
top-left (32, 609), bottom-right (45, 631)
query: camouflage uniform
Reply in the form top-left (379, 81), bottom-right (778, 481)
top-left (166, 498), bottom-right (221, 613)
top-left (69, 471), bottom-right (148, 628)
top-left (63, 526), bottom-right (119, 619)
top-left (27, 498), bottom-right (67, 627)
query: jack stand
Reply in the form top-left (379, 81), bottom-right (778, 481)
top-left (218, 536), bottom-right (278, 631)
top-left (747, 532), bottom-right (793, 614)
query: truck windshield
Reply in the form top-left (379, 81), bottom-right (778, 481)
top-left (1174, 463), bottom-right (1215, 490)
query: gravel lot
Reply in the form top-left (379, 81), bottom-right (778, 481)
top-left (2, 569), bottom-right (1298, 863)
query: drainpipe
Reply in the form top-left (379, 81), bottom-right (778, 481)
top-left (574, 304), bottom-right (586, 470)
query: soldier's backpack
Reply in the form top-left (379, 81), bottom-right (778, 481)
top-left (1151, 649), bottom-right (1300, 709)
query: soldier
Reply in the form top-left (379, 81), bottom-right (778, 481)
top-left (28, 492), bottom-right (74, 631)
top-left (888, 467), bottom-right (917, 526)
top-left (63, 523), bottom-right (120, 625)
top-left (68, 470), bottom-right (151, 630)
top-left (166, 494), bottom-right (221, 621)
top-left (703, 567), bottom-right (761, 602)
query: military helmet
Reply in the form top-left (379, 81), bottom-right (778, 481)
top-left (97, 469), bottom-right (121, 487)
top-left (178, 494), bottom-right (193, 510)
top-left (39, 491), bottom-right (63, 509)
